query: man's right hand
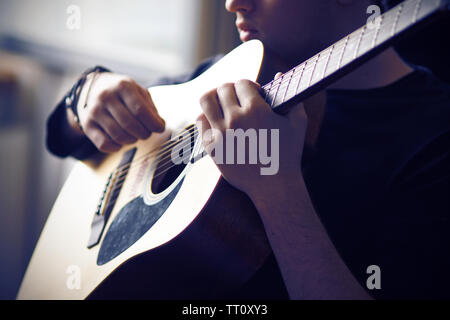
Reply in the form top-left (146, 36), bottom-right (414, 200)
top-left (70, 72), bottom-right (165, 153)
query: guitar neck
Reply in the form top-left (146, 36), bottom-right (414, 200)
top-left (263, 0), bottom-right (450, 113)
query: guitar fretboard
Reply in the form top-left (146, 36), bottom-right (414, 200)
top-left (262, 0), bottom-right (449, 111)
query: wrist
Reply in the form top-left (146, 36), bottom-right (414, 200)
top-left (65, 107), bottom-right (84, 137)
top-left (64, 65), bottom-right (110, 131)
top-left (247, 170), bottom-right (305, 209)
top-left (75, 72), bottom-right (96, 118)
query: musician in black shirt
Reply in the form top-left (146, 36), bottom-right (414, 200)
top-left (46, 0), bottom-right (450, 299)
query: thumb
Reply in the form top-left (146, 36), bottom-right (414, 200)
top-left (274, 72), bottom-right (283, 80)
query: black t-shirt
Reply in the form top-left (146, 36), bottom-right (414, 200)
top-left (47, 59), bottom-right (450, 299)
top-left (307, 67), bottom-right (450, 299)
top-left (237, 67), bottom-right (450, 300)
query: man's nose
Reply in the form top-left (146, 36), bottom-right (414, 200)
top-left (225, 0), bottom-right (254, 14)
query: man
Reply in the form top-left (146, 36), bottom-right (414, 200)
top-left (47, 0), bottom-right (450, 299)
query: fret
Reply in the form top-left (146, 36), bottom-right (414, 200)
top-left (271, 82), bottom-right (282, 107)
top-left (263, 76), bottom-right (276, 97)
top-left (293, 63), bottom-right (306, 96)
top-left (416, 0), bottom-right (441, 21)
top-left (273, 70), bottom-right (294, 106)
top-left (268, 77), bottom-right (283, 107)
top-left (322, 45), bottom-right (333, 79)
top-left (353, 26), bottom-right (366, 59)
top-left (372, 6), bottom-right (401, 47)
top-left (281, 69), bottom-right (295, 104)
top-left (262, 79), bottom-right (274, 102)
top-left (298, 62), bottom-right (316, 94)
top-left (391, 3), bottom-right (404, 36)
top-left (337, 35), bottom-right (350, 69)
top-left (283, 66), bottom-right (299, 101)
top-left (271, 76), bottom-right (283, 90)
top-left (324, 39), bottom-right (347, 76)
top-left (263, 78), bottom-right (278, 106)
top-left (412, 0), bottom-right (423, 23)
top-left (379, 8), bottom-right (401, 45)
top-left (266, 90), bottom-right (276, 107)
top-left (307, 47), bottom-right (332, 87)
top-left (357, 25), bottom-right (378, 58)
top-left (371, 11), bottom-right (384, 48)
top-left (283, 68), bottom-right (301, 100)
top-left (307, 54), bottom-right (320, 87)
top-left (266, 91), bottom-right (276, 106)
top-left (286, 65), bottom-right (304, 99)
top-left (340, 30), bottom-right (362, 68)
top-left (394, 0), bottom-right (420, 34)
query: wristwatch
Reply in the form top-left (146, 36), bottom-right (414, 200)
top-left (65, 65), bottom-right (110, 129)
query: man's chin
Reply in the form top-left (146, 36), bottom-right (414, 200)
top-left (240, 30), bottom-right (260, 42)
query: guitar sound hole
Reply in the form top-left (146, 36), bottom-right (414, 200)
top-left (151, 126), bottom-right (196, 194)
top-left (151, 160), bottom-right (186, 194)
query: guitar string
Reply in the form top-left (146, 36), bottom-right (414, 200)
top-left (108, 142), bottom-right (204, 202)
top-left (111, 125), bottom-right (198, 174)
top-left (102, 137), bottom-right (199, 204)
top-left (101, 148), bottom-right (199, 208)
top-left (105, 127), bottom-right (201, 192)
top-left (102, 135), bottom-right (204, 205)
top-left (108, 115), bottom-right (285, 200)
top-left (114, 128), bottom-right (200, 186)
top-left (101, 155), bottom-right (198, 211)
top-left (116, 125), bottom-right (198, 176)
top-left (95, 128), bottom-right (200, 207)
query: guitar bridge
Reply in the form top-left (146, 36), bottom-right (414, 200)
top-left (87, 147), bottom-right (137, 249)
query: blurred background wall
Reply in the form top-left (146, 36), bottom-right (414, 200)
top-left (0, 0), bottom-right (239, 299)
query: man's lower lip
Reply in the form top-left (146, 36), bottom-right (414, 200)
top-left (239, 30), bottom-right (258, 41)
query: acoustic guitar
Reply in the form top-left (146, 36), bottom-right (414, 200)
top-left (18, 0), bottom-right (449, 299)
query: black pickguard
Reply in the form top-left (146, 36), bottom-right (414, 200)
top-left (97, 178), bottom-right (184, 265)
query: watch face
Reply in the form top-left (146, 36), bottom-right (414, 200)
top-left (65, 96), bottom-right (73, 107)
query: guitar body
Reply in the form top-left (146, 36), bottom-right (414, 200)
top-left (18, 40), bottom-right (273, 299)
